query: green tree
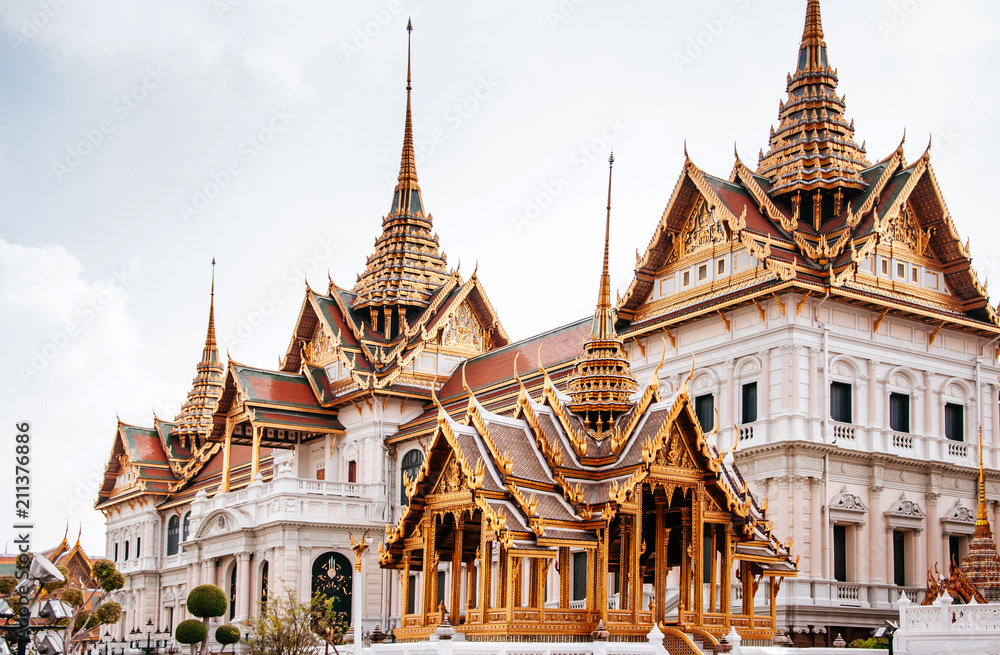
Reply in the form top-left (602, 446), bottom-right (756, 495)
top-left (184, 585), bottom-right (228, 655)
top-left (0, 559), bottom-right (126, 655)
top-left (175, 619), bottom-right (208, 655)
top-left (214, 624), bottom-right (241, 655)
top-left (310, 591), bottom-right (351, 655)
top-left (243, 589), bottom-right (320, 655)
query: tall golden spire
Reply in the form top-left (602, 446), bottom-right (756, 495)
top-left (757, 0), bottom-right (869, 201)
top-left (962, 426), bottom-right (1000, 601)
top-left (392, 18), bottom-right (421, 216)
top-left (353, 19), bottom-right (450, 315)
top-left (172, 260), bottom-right (225, 447)
top-left (566, 154), bottom-right (638, 434)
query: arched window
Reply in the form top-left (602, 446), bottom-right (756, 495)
top-left (124, 540), bottom-right (130, 561)
top-left (229, 565), bottom-right (237, 621)
top-left (260, 561), bottom-right (269, 609)
top-left (166, 516), bottom-right (180, 556)
top-left (182, 512), bottom-right (191, 542)
top-left (312, 552), bottom-right (352, 623)
top-left (400, 450), bottom-right (424, 504)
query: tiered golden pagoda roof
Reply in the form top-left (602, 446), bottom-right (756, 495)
top-left (171, 261), bottom-right (225, 448)
top-left (353, 19), bottom-right (451, 312)
top-left (962, 429), bottom-right (1000, 601)
top-left (757, 0), bottom-right (869, 196)
top-left (566, 155), bottom-right (638, 430)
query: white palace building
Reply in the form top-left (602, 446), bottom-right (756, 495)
top-left (96, 1), bottom-right (1000, 649)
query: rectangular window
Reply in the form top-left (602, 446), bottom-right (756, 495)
top-left (315, 467), bottom-right (325, 481)
top-left (348, 460), bottom-right (357, 483)
top-left (717, 259), bottom-right (726, 275)
top-left (926, 272), bottom-right (939, 290)
top-left (695, 394), bottom-right (715, 433)
top-left (949, 536), bottom-right (967, 567)
top-left (833, 525), bottom-right (848, 583)
top-left (911, 268), bottom-right (919, 284)
top-left (945, 403), bottom-right (964, 442)
top-left (881, 259), bottom-right (889, 276)
top-left (165, 607), bottom-right (173, 633)
top-left (124, 541), bottom-right (129, 561)
top-left (893, 530), bottom-right (906, 586)
top-left (436, 570), bottom-right (446, 608)
top-left (114, 543), bottom-right (118, 562)
top-left (741, 382), bottom-right (758, 424)
top-left (407, 574), bottom-right (417, 614)
top-left (698, 264), bottom-right (708, 281)
top-left (682, 271), bottom-right (691, 287)
top-left (572, 552), bottom-right (587, 601)
top-left (830, 382), bottom-right (853, 423)
top-left (136, 537), bottom-right (141, 558)
top-left (890, 393), bottom-right (910, 433)
top-left (897, 262), bottom-right (906, 279)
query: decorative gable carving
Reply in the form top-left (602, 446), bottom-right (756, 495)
top-left (669, 199), bottom-right (728, 264)
top-left (887, 205), bottom-right (935, 257)
top-left (443, 302), bottom-right (484, 352)
top-left (829, 486), bottom-right (868, 525)
top-left (885, 493), bottom-right (926, 531)
top-left (941, 500), bottom-right (977, 536)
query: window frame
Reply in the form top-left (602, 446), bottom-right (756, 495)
top-left (945, 403), bottom-right (965, 442)
top-left (694, 394), bottom-right (715, 433)
top-left (830, 381), bottom-right (853, 424)
top-left (741, 381), bottom-right (758, 425)
top-left (889, 392), bottom-right (911, 433)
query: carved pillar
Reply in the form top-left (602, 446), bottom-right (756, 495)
top-left (925, 493), bottom-right (941, 573)
top-left (809, 477), bottom-right (823, 579)
top-left (854, 521), bottom-right (865, 585)
top-left (694, 485), bottom-right (705, 623)
top-left (722, 526), bottom-right (732, 627)
top-left (221, 433), bottom-right (232, 493)
top-left (401, 555), bottom-right (411, 616)
top-left (760, 350), bottom-right (772, 421)
top-left (599, 525), bottom-right (610, 621)
top-left (654, 499), bottom-right (666, 622)
top-left (868, 486), bottom-right (884, 583)
top-left (992, 384), bottom-right (1000, 448)
top-left (924, 372), bottom-right (935, 439)
top-left (201, 558), bottom-right (215, 589)
top-left (479, 522), bottom-right (491, 614)
top-left (558, 547), bottom-right (570, 609)
top-left (235, 552), bottom-right (251, 622)
top-left (792, 477), bottom-right (805, 565)
top-left (726, 359), bottom-right (736, 427)
top-left (789, 345), bottom-right (801, 412)
top-left (914, 528), bottom-right (926, 588)
top-left (680, 507), bottom-right (691, 618)
top-left (250, 427), bottom-right (262, 480)
top-left (808, 347), bottom-right (819, 424)
top-left (422, 512), bottom-right (436, 624)
top-left (451, 517), bottom-right (464, 622)
top-left (867, 360), bottom-right (880, 429)
top-left (633, 490), bottom-right (643, 621)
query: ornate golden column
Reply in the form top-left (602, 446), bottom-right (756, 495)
top-left (250, 426), bottom-right (261, 479)
top-left (450, 516), bottom-right (464, 622)
top-left (401, 554), bottom-right (411, 616)
top-left (422, 512), bottom-right (437, 625)
top-left (558, 547), bottom-right (570, 609)
top-left (633, 491), bottom-right (644, 621)
top-left (694, 485), bottom-right (705, 623)
top-left (654, 499), bottom-right (666, 622)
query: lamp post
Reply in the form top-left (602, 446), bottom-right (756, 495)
top-left (349, 531), bottom-right (372, 654)
top-left (128, 620), bottom-right (167, 655)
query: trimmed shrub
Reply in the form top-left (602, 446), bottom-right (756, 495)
top-left (91, 560), bottom-right (116, 581)
top-left (187, 585), bottom-right (227, 619)
top-left (0, 575), bottom-right (17, 595)
top-left (101, 571), bottom-right (125, 592)
top-left (175, 619), bottom-right (208, 645)
top-left (95, 601), bottom-right (123, 625)
top-left (60, 587), bottom-right (85, 607)
top-left (215, 625), bottom-right (240, 645)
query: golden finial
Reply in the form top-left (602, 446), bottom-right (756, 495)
top-left (206, 258), bottom-right (217, 348)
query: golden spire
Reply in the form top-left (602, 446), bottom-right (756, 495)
top-left (353, 19), bottom-right (450, 314)
top-left (206, 257), bottom-right (217, 349)
top-left (392, 17), bottom-right (422, 216)
top-left (566, 153), bottom-right (638, 433)
top-left (757, 0), bottom-right (869, 198)
top-left (962, 425), bottom-right (1000, 601)
top-left (172, 260), bottom-right (225, 445)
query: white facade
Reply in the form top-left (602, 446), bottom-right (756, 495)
top-left (624, 291), bottom-right (1000, 641)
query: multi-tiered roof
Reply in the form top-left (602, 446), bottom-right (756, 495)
top-left (617, 0), bottom-right (998, 338)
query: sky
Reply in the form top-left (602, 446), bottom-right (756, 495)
top-left (1, 0), bottom-right (998, 558)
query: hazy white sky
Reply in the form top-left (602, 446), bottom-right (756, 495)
top-left (1, 0), bottom-right (998, 556)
